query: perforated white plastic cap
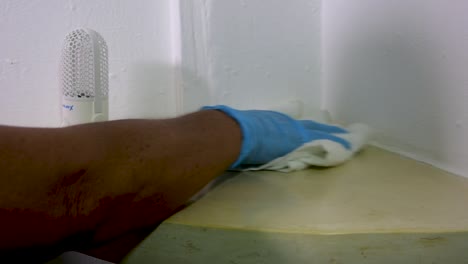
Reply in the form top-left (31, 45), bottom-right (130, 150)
top-left (59, 29), bottom-right (108, 100)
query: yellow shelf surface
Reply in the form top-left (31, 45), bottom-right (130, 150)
top-left (123, 147), bottom-right (468, 263)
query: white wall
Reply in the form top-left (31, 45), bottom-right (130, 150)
top-left (2, 0), bottom-right (467, 177)
top-left (323, 0), bottom-right (468, 177)
top-left (0, 0), bottom-right (177, 127)
top-left (179, 0), bottom-right (323, 115)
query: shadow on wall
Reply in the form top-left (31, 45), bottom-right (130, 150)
top-left (108, 62), bottom-right (211, 120)
top-left (179, 66), bottom-right (212, 114)
top-left (110, 62), bottom-right (173, 120)
top-left (326, 2), bottom-right (448, 163)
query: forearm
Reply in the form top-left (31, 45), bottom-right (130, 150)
top-left (0, 110), bottom-right (241, 253)
top-left (81, 110), bottom-right (242, 243)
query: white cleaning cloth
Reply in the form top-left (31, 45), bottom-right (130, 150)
top-left (243, 123), bottom-right (372, 172)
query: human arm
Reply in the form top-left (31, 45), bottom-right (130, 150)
top-left (0, 109), bottom-right (241, 261)
top-left (0, 106), bottom-right (350, 262)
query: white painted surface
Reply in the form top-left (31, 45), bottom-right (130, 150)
top-left (323, 0), bottom-right (468, 177)
top-left (0, 0), bottom-right (177, 127)
top-left (179, 0), bottom-right (323, 115)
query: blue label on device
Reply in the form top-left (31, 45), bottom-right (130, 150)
top-left (63, 104), bottom-right (74, 111)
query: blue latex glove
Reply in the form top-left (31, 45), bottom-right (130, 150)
top-left (202, 105), bottom-right (351, 169)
